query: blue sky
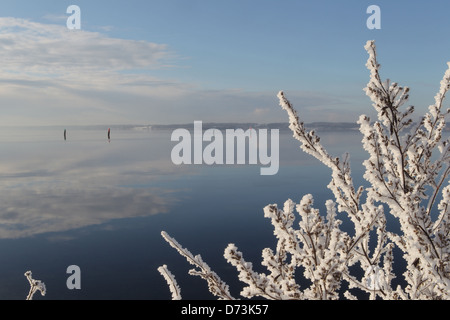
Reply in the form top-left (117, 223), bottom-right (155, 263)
top-left (0, 0), bottom-right (449, 125)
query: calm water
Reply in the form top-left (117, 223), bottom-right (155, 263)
top-left (0, 126), bottom-right (377, 299)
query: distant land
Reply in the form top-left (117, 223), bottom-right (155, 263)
top-left (147, 122), bottom-right (449, 133)
top-left (149, 122), bottom-right (358, 132)
top-left (20, 122), bottom-right (448, 133)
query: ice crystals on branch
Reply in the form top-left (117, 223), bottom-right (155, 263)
top-left (24, 271), bottom-right (46, 300)
top-left (160, 231), bottom-right (234, 300)
top-left (159, 40), bottom-right (449, 300)
top-left (365, 266), bottom-right (386, 291)
top-left (157, 265), bottom-right (181, 300)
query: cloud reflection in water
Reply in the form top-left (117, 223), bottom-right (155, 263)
top-left (0, 127), bottom-right (177, 239)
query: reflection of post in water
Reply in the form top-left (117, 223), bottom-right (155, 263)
top-left (64, 129), bottom-right (66, 141)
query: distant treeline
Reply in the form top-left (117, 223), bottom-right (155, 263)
top-left (149, 121), bottom-right (449, 133)
top-left (151, 122), bottom-right (360, 132)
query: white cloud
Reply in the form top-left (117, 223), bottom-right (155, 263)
top-left (0, 17), bottom-right (190, 125)
top-left (0, 17), bottom-right (173, 75)
top-left (0, 18), bottom-right (362, 126)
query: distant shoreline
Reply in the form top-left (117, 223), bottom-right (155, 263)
top-left (148, 122), bottom-right (449, 133)
top-left (2, 122), bottom-right (448, 132)
top-left (149, 122), bottom-right (359, 132)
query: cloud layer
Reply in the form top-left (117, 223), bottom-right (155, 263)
top-left (0, 17), bottom-right (186, 125)
top-left (0, 17), bottom-right (172, 74)
top-left (0, 17), bottom-right (362, 126)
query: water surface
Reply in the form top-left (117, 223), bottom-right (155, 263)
top-left (0, 126), bottom-right (382, 299)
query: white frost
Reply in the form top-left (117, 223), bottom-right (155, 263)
top-left (159, 41), bottom-right (450, 300)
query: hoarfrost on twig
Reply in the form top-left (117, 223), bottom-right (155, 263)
top-left (157, 265), bottom-right (181, 300)
top-left (24, 271), bottom-right (46, 300)
top-left (159, 40), bottom-right (449, 300)
top-left (159, 231), bottom-right (234, 300)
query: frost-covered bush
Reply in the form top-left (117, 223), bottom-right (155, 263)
top-left (159, 41), bottom-right (449, 300)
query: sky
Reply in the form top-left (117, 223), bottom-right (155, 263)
top-left (0, 0), bottom-right (449, 126)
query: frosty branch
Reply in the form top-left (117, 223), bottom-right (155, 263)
top-left (160, 231), bottom-right (234, 300)
top-left (24, 271), bottom-right (46, 300)
top-left (159, 40), bottom-right (449, 300)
